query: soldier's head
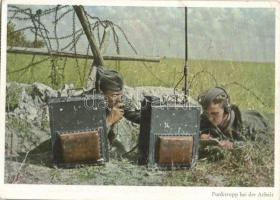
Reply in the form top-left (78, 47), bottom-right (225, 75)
top-left (98, 68), bottom-right (124, 108)
top-left (198, 87), bottom-right (231, 126)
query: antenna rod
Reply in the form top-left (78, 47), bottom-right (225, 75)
top-left (184, 6), bottom-right (189, 103)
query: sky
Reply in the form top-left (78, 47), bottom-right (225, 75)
top-left (8, 5), bottom-right (275, 62)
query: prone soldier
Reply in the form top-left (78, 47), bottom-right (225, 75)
top-left (95, 68), bottom-right (140, 157)
top-left (197, 87), bottom-right (268, 150)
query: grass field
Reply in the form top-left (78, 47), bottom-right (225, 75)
top-left (7, 53), bottom-right (275, 113)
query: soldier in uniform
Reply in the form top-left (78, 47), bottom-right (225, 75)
top-left (96, 68), bottom-right (140, 158)
top-left (197, 87), bottom-right (268, 150)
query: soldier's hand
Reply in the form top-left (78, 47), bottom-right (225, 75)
top-left (200, 133), bottom-right (211, 140)
top-left (106, 103), bottom-right (124, 127)
top-left (218, 140), bottom-right (233, 150)
top-left (115, 102), bottom-right (124, 109)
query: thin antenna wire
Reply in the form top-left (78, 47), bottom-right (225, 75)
top-left (185, 7), bottom-right (188, 67)
top-left (184, 6), bottom-right (189, 103)
top-left (173, 6), bottom-right (189, 102)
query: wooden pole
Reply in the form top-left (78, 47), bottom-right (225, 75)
top-left (73, 5), bottom-right (104, 67)
top-left (7, 47), bottom-right (161, 63)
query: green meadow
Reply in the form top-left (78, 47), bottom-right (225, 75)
top-left (7, 53), bottom-right (275, 113)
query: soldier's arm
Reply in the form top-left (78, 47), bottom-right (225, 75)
top-left (122, 95), bottom-right (141, 124)
top-left (106, 103), bottom-right (124, 127)
top-left (124, 109), bottom-right (140, 124)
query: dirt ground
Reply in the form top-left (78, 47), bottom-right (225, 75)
top-left (5, 127), bottom-right (274, 187)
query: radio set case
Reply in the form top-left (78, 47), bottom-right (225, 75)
top-left (48, 94), bottom-right (108, 167)
top-left (139, 96), bottom-right (201, 169)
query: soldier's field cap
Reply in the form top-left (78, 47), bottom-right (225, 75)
top-left (97, 68), bottom-right (124, 92)
top-left (197, 87), bottom-right (228, 109)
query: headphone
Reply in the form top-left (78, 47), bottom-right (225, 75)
top-left (198, 87), bottom-right (231, 114)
